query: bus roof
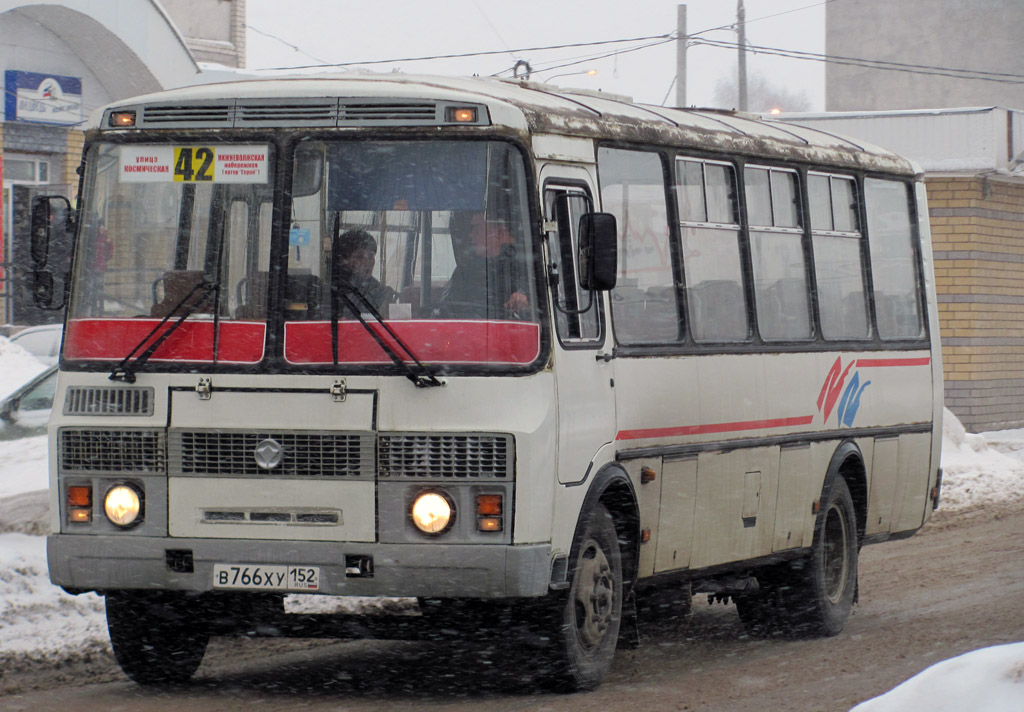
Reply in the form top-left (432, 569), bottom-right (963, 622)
top-left (94, 74), bottom-right (917, 176)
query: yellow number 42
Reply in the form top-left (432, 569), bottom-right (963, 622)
top-left (173, 146), bottom-right (215, 182)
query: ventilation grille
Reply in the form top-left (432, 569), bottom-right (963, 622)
top-left (339, 103), bottom-right (437, 124)
top-left (142, 104), bottom-right (232, 126)
top-left (59, 429), bottom-right (165, 473)
top-left (236, 102), bottom-right (337, 126)
top-left (63, 387), bottom-right (154, 416)
top-left (378, 434), bottom-right (512, 479)
top-left (169, 431), bottom-right (375, 478)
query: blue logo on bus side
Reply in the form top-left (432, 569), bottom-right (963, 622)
top-left (818, 357), bottom-right (872, 428)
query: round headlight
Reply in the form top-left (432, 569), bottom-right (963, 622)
top-left (411, 491), bottom-right (454, 535)
top-left (104, 485), bottom-right (142, 527)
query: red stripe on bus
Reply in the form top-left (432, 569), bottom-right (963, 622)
top-left (856, 357), bottom-right (931, 368)
top-left (616, 415), bottom-right (816, 441)
top-left (64, 319), bottom-right (266, 363)
top-left (284, 320), bottom-right (541, 365)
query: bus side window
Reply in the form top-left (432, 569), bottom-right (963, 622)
top-left (676, 158), bottom-right (748, 343)
top-left (597, 147), bottom-right (681, 345)
top-left (864, 178), bottom-right (925, 340)
top-left (745, 166), bottom-right (812, 341)
top-left (809, 174), bottom-right (871, 341)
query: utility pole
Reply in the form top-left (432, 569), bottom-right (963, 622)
top-left (676, 4), bottom-right (687, 107)
top-left (737, 0), bottom-right (748, 111)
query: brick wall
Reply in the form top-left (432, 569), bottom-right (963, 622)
top-left (928, 174), bottom-right (1024, 430)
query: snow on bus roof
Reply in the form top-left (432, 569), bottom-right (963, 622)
top-left (93, 74), bottom-right (917, 175)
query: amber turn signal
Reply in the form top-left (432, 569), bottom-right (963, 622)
top-left (67, 485), bottom-right (92, 507)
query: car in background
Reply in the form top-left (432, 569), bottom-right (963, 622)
top-left (9, 324), bottom-right (63, 366)
top-left (0, 366), bottom-right (58, 441)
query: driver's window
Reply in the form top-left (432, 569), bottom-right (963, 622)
top-left (545, 187), bottom-right (601, 344)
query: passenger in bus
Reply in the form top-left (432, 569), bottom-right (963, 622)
top-left (438, 211), bottom-right (529, 319)
top-left (331, 229), bottom-right (394, 317)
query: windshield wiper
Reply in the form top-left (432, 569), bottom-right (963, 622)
top-left (109, 278), bottom-right (219, 383)
top-left (330, 276), bottom-right (443, 389)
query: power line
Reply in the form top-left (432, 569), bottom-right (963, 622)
top-left (246, 25), bottom-right (331, 66)
top-left (249, 32), bottom-right (675, 72)
top-left (691, 37), bottom-right (1024, 84)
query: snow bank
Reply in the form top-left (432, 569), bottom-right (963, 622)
top-left (0, 534), bottom-right (108, 657)
top-left (851, 642), bottom-right (1024, 712)
top-left (941, 408), bottom-right (1024, 512)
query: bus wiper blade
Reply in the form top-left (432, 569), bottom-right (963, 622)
top-left (109, 279), bottom-right (218, 383)
top-left (330, 279), bottom-right (443, 388)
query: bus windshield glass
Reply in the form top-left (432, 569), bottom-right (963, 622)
top-left (65, 142), bottom-right (275, 365)
top-left (283, 140), bottom-right (540, 368)
top-left (63, 139), bottom-right (541, 370)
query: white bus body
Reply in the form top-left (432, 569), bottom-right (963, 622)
top-left (40, 75), bottom-right (943, 691)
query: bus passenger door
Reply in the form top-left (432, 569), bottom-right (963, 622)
top-left (544, 178), bottom-right (616, 484)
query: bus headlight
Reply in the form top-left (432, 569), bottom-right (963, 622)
top-left (411, 491), bottom-right (454, 535)
top-left (104, 485), bottom-right (142, 527)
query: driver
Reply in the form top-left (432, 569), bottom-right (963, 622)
top-left (439, 212), bottom-right (529, 319)
top-left (331, 229), bottom-right (393, 317)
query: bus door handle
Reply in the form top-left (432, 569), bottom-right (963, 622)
top-left (595, 352), bottom-right (614, 362)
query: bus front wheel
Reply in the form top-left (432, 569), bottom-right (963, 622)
top-left (543, 503), bottom-right (623, 691)
top-left (106, 590), bottom-right (210, 685)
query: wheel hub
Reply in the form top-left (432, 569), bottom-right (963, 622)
top-left (574, 537), bottom-right (614, 650)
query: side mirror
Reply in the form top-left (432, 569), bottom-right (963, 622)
top-left (578, 212), bottom-right (617, 291)
top-left (30, 195), bottom-right (73, 269)
top-left (32, 270), bottom-right (55, 308)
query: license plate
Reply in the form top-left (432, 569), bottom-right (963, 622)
top-left (213, 564), bottom-right (320, 591)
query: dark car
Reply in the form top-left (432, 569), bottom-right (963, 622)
top-left (0, 366), bottom-right (58, 440)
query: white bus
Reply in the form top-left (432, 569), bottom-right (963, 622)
top-left (34, 74), bottom-right (942, 691)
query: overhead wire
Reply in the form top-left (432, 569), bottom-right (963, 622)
top-left (247, 32), bottom-right (675, 72)
top-left (690, 37), bottom-right (1024, 84)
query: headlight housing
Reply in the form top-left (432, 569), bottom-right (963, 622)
top-left (411, 490), bottom-right (454, 535)
top-left (104, 484), bottom-right (143, 527)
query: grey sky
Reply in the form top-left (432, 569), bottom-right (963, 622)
top-left (244, 0), bottom-right (827, 111)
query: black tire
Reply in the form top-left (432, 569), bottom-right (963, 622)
top-left (543, 504), bottom-right (623, 692)
top-left (106, 590), bottom-right (210, 686)
top-left (789, 476), bottom-right (859, 636)
top-left (736, 477), bottom-right (858, 638)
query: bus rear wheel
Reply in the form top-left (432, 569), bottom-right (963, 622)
top-left (106, 590), bottom-right (210, 686)
top-left (789, 476), bottom-right (858, 636)
top-left (739, 477), bottom-right (858, 638)
top-left (542, 504), bottom-right (623, 691)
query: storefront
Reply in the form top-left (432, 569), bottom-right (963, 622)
top-left (0, 0), bottom-right (213, 325)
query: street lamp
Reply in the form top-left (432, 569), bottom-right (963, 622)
top-left (544, 69), bottom-right (598, 83)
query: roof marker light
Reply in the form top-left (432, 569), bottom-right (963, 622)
top-left (108, 111), bottom-right (137, 128)
top-left (447, 107), bottom-right (478, 123)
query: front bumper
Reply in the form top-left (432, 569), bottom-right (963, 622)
top-left (47, 534), bottom-right (552, 598)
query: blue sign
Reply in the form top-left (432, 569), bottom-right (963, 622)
top-left (289, 227), bottom-right (311, 246)
top-left (5, 70), bottom-right (83, 125)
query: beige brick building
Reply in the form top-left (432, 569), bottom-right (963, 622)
top-left (929, 175), bottom-right (1024, 429)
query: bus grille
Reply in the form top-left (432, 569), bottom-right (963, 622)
top-left (168, 431), bottom-right (375, 479)
top-left (377, 434), bottom-right (512, 479)
top-left (63, 387), bottom-right (154, 416)
top-left (59, 429), bottom-right (165, 473)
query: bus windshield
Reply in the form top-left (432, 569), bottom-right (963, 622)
top-left (283, 140), bottom-right (539, 368)
top-left (63, 139), bottom-right (541, 369)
